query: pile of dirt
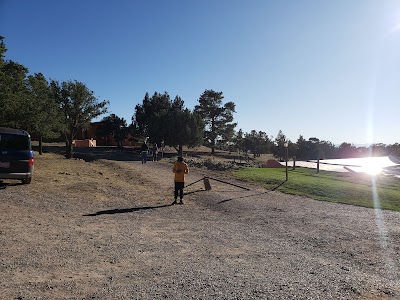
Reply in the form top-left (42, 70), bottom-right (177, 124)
top-left (262, 159), bottom-right (284, 168)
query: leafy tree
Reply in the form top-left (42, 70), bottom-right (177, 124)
top-left (272, 130), bottom-right (288, 161)
top-left (194, 89), bottom-right (236, 154)
top-left (337, 142), bottom-right (357, 158)
top-left (295, 136), bottom-right (337, 160)
top-left (51, 80), bottom-right (109, 158)
top-left (233, 129), bottom-right (245, 154)
top-left (318, 139), bottom-right (336, 159)
top-left (0, 36), bottom-right (6, 63)
top-left (25, 73), bottom-right (63, 154)
top-left (0, 60), bottom-right (29, 128)
top-left (0, 37), bottom-right (62, 149)
top-left (133, 92), bottom-right (150, 137)
top-left (0, 36), bottom-right (30, 129)
top-left (158, 95), bottom-right (187, 147)
top-left (388, 143), bottom-right (400, 157)
top-left (0, 36), bottom-right (6, 104)
top-left (134, 92), bottom-right (203, 156)
top-left (307, 137), bottom-right (321, 159)
top-left (0, 36), bottom-right (9, 126)
top-left (296, 135), bottom-right (308, 160)
top-left (133, 92), bottom-right (176, 138)
top-left (169, 108), bottom-right (204, 156)
top-left (368, 143), bottom-right (387, 157)
top-left (148, 108), bottom-right (203, 156)
top-left (242, 130), bottom-right (272, 158)
top-left (96, 114), bottom-right (129, 150)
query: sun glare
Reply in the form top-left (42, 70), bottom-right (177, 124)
top-left (362, 158), bottom-right (383, 176)
top-left (364, 165), bottom-right (382, 176)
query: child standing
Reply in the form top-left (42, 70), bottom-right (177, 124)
top-left (172, 156), bottom-right (189, 204)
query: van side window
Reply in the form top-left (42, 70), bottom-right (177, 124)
top-left (0, 134), bottom-right (30, 151)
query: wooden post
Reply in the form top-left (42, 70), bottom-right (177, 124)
top-left (292, 156), bottom-right (296, 170)
top-left (317, 159), bottom-right (320, 173)
top-left (203, 177), bottom-right (212, 191)
top-left (285, 146), bottom-right (288, 181)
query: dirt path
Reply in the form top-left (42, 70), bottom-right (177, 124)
top-left (1, 154), bottom-right (399, 299)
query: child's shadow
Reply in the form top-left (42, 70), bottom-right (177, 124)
top-left (83, 203), bottom-right (173, 216)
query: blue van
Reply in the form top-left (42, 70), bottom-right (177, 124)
top-left (0, 127), bottom-right (34, 184)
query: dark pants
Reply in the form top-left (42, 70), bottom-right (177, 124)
top-left (142, 152), bottom-right (147, 163)
top-left (174, 182), bottom-right (184, 199)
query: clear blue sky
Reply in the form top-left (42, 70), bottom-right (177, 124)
top-left (1, 0), bottom-right (400, 145)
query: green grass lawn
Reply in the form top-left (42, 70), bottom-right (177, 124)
top-left (233, 167), bottom-right (400, 212)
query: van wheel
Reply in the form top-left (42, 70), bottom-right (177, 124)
top-left (22, 178), bottom-right (32, 184)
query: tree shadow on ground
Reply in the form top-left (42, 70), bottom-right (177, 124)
top-left (72, 147), bottom-right (140, 162)
top-left (83, 203), bottom-right (173, 216)
top-left (34, 145), bottom-right (180, 162)
top-left (34, 145), bottom-right (142, 162)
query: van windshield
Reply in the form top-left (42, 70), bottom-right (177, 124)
top-left (0, 134), bottom-right (30, 151)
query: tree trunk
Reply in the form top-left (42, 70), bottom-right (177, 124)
top-left (65, 133), bottom-right (74, 159)
top-left (178, 145), bottom-right (183, 157)
top-left (117, 139), bottom-right (122, 150)
top-left (39, 135), bottom-right (43, 155)
top-left (211, 119), bottom-right (216, 155)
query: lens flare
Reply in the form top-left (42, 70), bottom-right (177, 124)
top-left (370, 176), bottom-right (397, 280)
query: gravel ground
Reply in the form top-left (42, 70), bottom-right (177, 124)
top-left (0, 154), bottom-right (399, 299)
